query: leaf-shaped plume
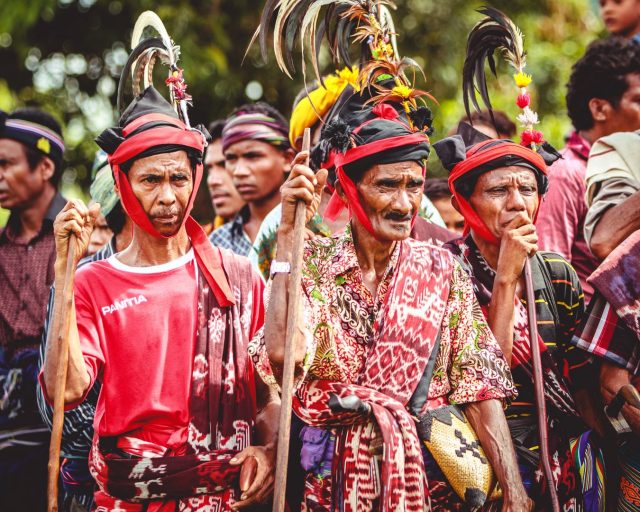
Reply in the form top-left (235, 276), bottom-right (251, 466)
top-left (462, 6), bottom-right (526, 127)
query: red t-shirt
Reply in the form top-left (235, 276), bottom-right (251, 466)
top-left (42, 249), bottom-right (264, 450)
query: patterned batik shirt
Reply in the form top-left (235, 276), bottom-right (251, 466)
top-left (209, 206), bottom-right (253, 256)
top-left (249, 228), bottom-right (515, 510)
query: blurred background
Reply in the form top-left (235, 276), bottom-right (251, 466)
top-left (0, 0), bottom-right (604, 226)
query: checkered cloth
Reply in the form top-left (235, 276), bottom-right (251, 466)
top-left (572, 292), bottom-right (640, 376)
top-left (209, 208), bottom-right (252, 257)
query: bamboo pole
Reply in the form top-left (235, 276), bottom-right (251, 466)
top-left (523, 258), bottom-right (560, 512)
top-left (47, 239), bottom-right (77, 512)
top-left (272, 128), bottom-right (311, 512)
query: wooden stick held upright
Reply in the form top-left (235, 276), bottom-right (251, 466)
top-left (272, 128), bottom-right (311, 512)
top-left (524, 258), bottom-right (560, 512)
top-left (47, 238), bottom-right (77, 512)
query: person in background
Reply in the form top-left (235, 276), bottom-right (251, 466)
top-left (0, 107), bottom-right (67, 510)
top-left (87, 211), bottom-right (112, 256)
top-left (209, 102), bottom-right (294, 256)
top-left (600, 0), bottom-right (640, 41)
top-left (205, 119), bottom-right (245, 230)
top-left (424, 177), bottom-right (465, 235)
top-left (453, 109), bottom-right (517, 140)
top-left (537, 37), bottom-right (640, 302)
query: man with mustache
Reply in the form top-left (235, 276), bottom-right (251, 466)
top-left (205, 120), bottom-right (245, 230)
top-left (40, 85), bottom-right (280, 511)
top-left (209, 103), bottom-right (294, 256)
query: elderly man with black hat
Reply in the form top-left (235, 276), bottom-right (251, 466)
top-left (0, 106), bottom-right (67, 509)
top-left (40, 14), bottom-right (279, 511)
top-left (249, 2), bottom-right (530, 511)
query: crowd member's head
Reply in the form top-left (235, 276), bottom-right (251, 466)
top-left (0, 108), bottom-right (64, 212)
top-left (456, 110), bottom-right (517, 140)
top-left (600, 0), bottom-right (640, 39)
top-left (96, 87), bottom-right (208, 239)
top-left (567, 37), bottom-right (640, 140)
top-left (222, 102), bottom-right (293, 209)
top-left (205, 119), bottom-right (244, 222)
top-left (434, 123), bottom-right (557, 245)
top-left (319, 83), bottom-right (433, 242)
top-left (424, 178), bottom-right (465, 234)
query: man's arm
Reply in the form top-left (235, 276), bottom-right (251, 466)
top-left (41, 200), bottom-right (98, 405)
top-left (588, 185), bottom-right (640, 260)
top-left (263, 151), bottom-right (326, 373)
top-left (600, 361), bottom-right (640, 435)
top-left (465, 400), bottom-right (532, 511)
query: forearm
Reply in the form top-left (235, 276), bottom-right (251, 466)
top-left (42, 264), bottom-right (90, 404)
top-left (465, 399), bottom-right (528, 503)
top-left (599, 362), bottom-right (640, 434)
top-left (487, 278), bottom-right (517, 364)
top-left (263, 227), bottom-right (306, 371)
top-left (590, 191), bottom-right (640, 260)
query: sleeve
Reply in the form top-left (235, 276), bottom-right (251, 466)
top-left (38, 273), bottom-right (106, 410)
top-left (536, 161), bottom-right (581, 261)
top-left (249, 268), bottom-right (265, 340)
top-left (36, 286), bottom-right (55, 427)
top-left (439, 264), bottom-right (517, 405)
top-left (584, 178), bottom-right (640, 246)
top-left (543, 253), bottom-right (591, 387)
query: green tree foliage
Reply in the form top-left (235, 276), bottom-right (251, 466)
top-left (0, 0), bottom-right (602, 198)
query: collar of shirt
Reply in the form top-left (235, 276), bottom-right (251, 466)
top-left (565, 131), bottom-right (591, 161)
top-left (330, 224), bottom-right (401, 279)
top-left (229, 204), bottom-right (251, 236)
top-left (1, 192), bottom-right (66, 244)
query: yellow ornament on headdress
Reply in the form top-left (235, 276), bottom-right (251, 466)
top-left (513, 71), bottom-right (532, 88)
top-left (36, 137), bottom-right (51, 154)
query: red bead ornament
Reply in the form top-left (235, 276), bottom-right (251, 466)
top-left (520, 129), bottom-right (544, 147)
top-left (516, 93), bottom-right (531, 109)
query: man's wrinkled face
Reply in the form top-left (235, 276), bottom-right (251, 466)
top-left (355, 161), bottom-right (424, 242)
top-left (225, 139), bottom-right (290, 204)
top-left (606, 73), bottom-right (640, 134)
top-left (468, 166), bottom-right (539, 240)
top-left (127, 150), bottom-right (193, 237)
top-left (600, 0), bottom-right (640, 37)
top-left (205, 138), bottom-right (244, 220)
top-left (0, 139), bottom-right (50, 210)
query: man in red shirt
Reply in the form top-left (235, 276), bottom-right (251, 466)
top-left (41, 84), bottom-right (279, 511)
top-left (536, 37), bottom-right (640, 302)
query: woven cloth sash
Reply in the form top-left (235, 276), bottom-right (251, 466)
top-left (294, 240), bottom-right (455, 511)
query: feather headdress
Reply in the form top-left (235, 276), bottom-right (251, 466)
top-left (462, 7), bottom-right (543, 149)
top-left (250, 0), bottom-right (433, 131)
top-left (117, 11), bottom-right (193, 128)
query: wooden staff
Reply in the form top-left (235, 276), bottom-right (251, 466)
top-left (523, 258), bottom-right (560, 512)
top-left (47, 237), bottom-right (77, 512)
top-left (272, 128), bottom-right (311, 512)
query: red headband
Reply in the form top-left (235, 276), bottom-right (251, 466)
top-left (108, 115), bottom-right (235, 306)
top-left (448, 140), bottom-right (547, 245)
top-left (324, 133), bottom-right (428, 237)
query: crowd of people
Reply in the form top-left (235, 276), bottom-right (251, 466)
top-left (2, 1), bottom-right (640, 511)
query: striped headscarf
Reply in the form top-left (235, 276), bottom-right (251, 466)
top-left (221, 111), bottom-right (289, 153)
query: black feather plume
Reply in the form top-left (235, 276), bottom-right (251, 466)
top-left (462, 7), bottom-right (526, 128)
top-left (323, 117), bottom-right (354, 153)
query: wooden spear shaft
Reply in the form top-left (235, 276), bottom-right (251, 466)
top-left (523, 258), bottom-right (560, 512)
top-left (272, 128), bottom-right (311, 512)
top-left (47, 238), bottom-right (77, 512)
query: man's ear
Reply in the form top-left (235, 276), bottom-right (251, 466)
top-left (38, 156), bottom-right (55, 183)
top-left (335, 180), bottom-right (347, 203)
top-left (588, 98), bottom-right (612, 124)
top-left (282, 148), bottom-right (296, 173)
top-left (451, 195), bottom-right (462, 215)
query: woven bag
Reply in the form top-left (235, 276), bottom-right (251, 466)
top-left (417, 405), bottom-right (502, 508)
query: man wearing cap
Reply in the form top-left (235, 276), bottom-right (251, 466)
top-left (41, 84), bottom-right (279, 511)
top-left (0, 107), bottom-right (67, 509)
top-left (209, 102), bottom-right (294, 256)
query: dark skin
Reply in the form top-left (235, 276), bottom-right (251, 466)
top-left (0, 138), bottom-right (57, 242)
top-left (265, 153), bottom-right (531, 511)
top-left (42, 150), bottom-right (278, 509)
top-left (600, 362), bottom-right (640, 435)
top-left (584, 73), bottom-right (640, 260)
top-left (225, 139), bottom-right (294, 242)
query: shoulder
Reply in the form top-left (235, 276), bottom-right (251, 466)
top-left (548, 150), bottom-right (586, 182)
top-left (590, 131), bottom-right (640, 155)
top-left (219, 248), bottom-right (262, 288)
top-left (537, 251), bottom-right (579, 285)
